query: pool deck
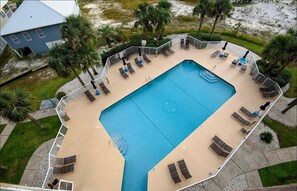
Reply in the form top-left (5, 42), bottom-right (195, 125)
top-left (56, 43), bottom-right (275, 191)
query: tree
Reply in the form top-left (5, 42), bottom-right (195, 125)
top-left (48, 44), bottom-right (85, 86)
top-left (134, 2), bottom-right (154, 37)
top-left (193, 0), bottom-right (214, 34)
top-left (153, 0), bottom-right (172, 45)
top-left (0, 89), bottom-right (44, 129)
top-left (97, 25), bottom-right (122, 47)
top-left (209, 0), bottom-right (232, 39)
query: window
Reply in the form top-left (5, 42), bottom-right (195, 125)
top-left (9, 35), bottom-right (20, 44)
top-left (35, 29), bottom-right (45, 38)
top-left (22, 32), bottom-right (32, 41)
top-left (0, 11), bottom-right (6, 18)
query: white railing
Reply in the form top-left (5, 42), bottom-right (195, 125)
top-left (44, 34), bottom-right (283, 190)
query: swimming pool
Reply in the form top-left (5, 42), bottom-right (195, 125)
top-left (99, 60), bottom-right (235, 191)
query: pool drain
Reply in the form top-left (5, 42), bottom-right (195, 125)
top-left (163, 101), bottom-right (178, 113)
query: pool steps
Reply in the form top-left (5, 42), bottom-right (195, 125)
top-left (199, 70), bottom-right (218, 83)
top-left (110, 133), bottom-right (128, 155)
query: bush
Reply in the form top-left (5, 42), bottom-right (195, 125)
top-left (260, 131), bottom-right (273, 144)
top-left (189, 32), bottom-right (223, 41)
top-left (56, 92), bottom-right (66, 100)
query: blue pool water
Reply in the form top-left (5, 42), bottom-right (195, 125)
top-left (99, 60), bottom-right (235, 191)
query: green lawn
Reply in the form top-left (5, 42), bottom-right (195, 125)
top-left (263, 117), bottom-right (297, 148)
top-left (1, 68), bottom-right (76, 111)
top-left (259, 161), bottom-right (297, 187)
top-left (284, 66), bottom-right (297, 98)
top-left (221, 34), bottom-right (264, 56)
top-left (0, 124), bottom-right (6, 134)
top-left (0, 116), bottom-right (61, 184)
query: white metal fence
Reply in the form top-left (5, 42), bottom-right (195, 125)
top-left (43, 34), bottom-right (283, 190)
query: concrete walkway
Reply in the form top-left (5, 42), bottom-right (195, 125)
top-left (0, 108), bottom-right (57, 150)
top-left (19, 138), bottom-right (55, 187)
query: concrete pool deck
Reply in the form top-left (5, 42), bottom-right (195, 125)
top-left (56, 43), bottom-right (276, 191)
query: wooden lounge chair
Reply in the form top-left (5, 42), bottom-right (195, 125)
top-left (161, 48), bottom-right (170, 57)
top-left (240, 128), bottom-right (250, 135)
top-left (232, 112), bottom-right (251, 126)
top-left (212, 135), bottom-right (233, 153)
top-left (119, 68), bottom-right (129, 78)
top-left (262, 90), bottom-right (278, 98)
top-left (168, 163), bottom-right (181, 184)
top-left (134, 58), bottom-right (143, 67)
top-left (48, 178), bottom-right (59, 189)
top-left (211, 50), bottom-right (221, 57)
top-left (142, 54), bottom-right (151, 63)
top-left (177, 160), bottom-right (192, 179)
top-left (167, 47), bottom-right (175, 54)
top-left (210, 142), bottom-right (229, 158)
top-left (56, 155), bottom-right (76, 165)
top-left (126, 62), bottom-right (135, 73)
top-left (259, 86), bottom-right (275, 92)
top-left (180, 39), bottom-right (184, 48)
top-left (53, 164), bottom-right (74, 174)
top-left (240, 107), bottom-right (257, 118)
top-left (84, 90), bottom-right (95, 102)
top-left (99, 82), bottom-right (110, 94)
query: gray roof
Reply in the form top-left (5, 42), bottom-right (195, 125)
top-left (1, 0), bottom-right (79, 36)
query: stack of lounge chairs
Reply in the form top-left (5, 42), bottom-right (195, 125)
top-left (259, 86), bottom-right (278, 98)
top-left (168, 163), bottom-right (181, 184)
top-left (48, 178), bottom-right (59, 189)
top-left (180, 39), bottom-right (185, 48)
top-left (232, 112), bottom-right (251, 126)
top-left (161, 48), bottom-right (170, 57)
top-left (168, 160), bottom-right (192, 184)
top-left (119, 68), bottom-right (129, 78)
top-left (211, 50), bottom-right (221, 57)
top-left (142, 54), bottom-right (151, 63)
top-left (84, 90), bottom-right (96, 102)
top-left (185, 39), bottom-right (190, 49)
top-left (99, 82), bottom-right (110, 94)
top-left (127, 62), bottom-right (135, 73)
top-left (210, 135), bottom-right (232, 158)
top-left (53, 155), bottom-right (76, 174)
top-left (134, 58), bottom-right (143, 68)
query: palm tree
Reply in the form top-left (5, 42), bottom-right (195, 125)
top-left (97, 25), bottom-right (122, 47)
top-left (262, 34), bottom-right (297, 72)
top-left (152, 0), bottom-right (172, 45)
top-left (77, 45), bottom-right (100, 80)
top-left (0, 89), bottom-right (44, 129)
top-left (48, 44), bottom-right (85, 86)
top-left (209, 0), bottom-right (232, 39)
top-left (193, 0), bottom-right (214, 34)
top-left (134, 2), bottom-right (154, 37)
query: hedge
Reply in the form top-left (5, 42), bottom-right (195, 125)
top-left (189, 31), bottom-right (223, 41)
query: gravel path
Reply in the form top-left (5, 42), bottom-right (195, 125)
top-left (223, 174), bottom-right (248, 191)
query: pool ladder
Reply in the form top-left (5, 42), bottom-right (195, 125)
top-left (110, 133), bottom-right (128, 155)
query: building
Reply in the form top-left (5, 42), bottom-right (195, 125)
top-left (0, 0), bottom-right (14, 54)
top-left (0, 0), bottom-right (80, 57)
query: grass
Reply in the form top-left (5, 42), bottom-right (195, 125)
top-left (1, 68), bottom-right (76, 111)
top-left (102, 8), bottom-right (133, 23)
top-left (0, 124), bottom-right (6, 134)
top-left (263, 117), bottom-right (297, 148)
top-left (0, 116), bottom-right (61, 184)
top-left (259, 161), bottom-right (297, 187)
top-left (109, 0), bottom-right (157, 10)
top-left (284, 66), bottom-right (297, 98)
top-left (176, 15), bottom-right (197, 23)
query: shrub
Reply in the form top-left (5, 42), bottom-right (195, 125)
top-left (189, 32), bottom-right (223, 41)
top-left (260, 131), bottom-right (273, 144)
top-left (56, 92), bottom-right (66, 100)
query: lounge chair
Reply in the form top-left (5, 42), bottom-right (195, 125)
top-left (211, 50), bottom-right (221, 57)
top-left (177, 160), bottom-right (192, 179)
top-left (212, 135), bottom-right (233, 153)
top-left (48, 178), bottom-right (59, 189)
top-left (142, 54), bottom-right (151, 63)
top-left (167, 47), bottom-right (175, 54)
top-left (56, 155), bottom-right (76, 165)
top-left (241, 64), bottom-right (247, 71)
top-left (84, 90), bottom-right (95, 102)
top-left (180, 39), bottom-right (184, 48)
top-left (168, 163), bottom-right (182, 184)
top-left (53, 164), bottom-right (74, 174)
top-left (210, 142), bottom-right (229, 158)
top-left (134, 58), bottom-right (143, 67)
top-left (240, 128), bottom-right (250, 135)
top-left (119, 68), bottom-right (129, 78)
top-left (240, 107), bottom-right (257, 118)
top-left (262, 90), bottom-right (278, 98)
top-left (161, 48), bottom-right (170, 57)
top-left (259, 86), bottom-right (275, 92)
top-left (126, 62), bottom-right (135, 73)
top-left (99, 82), bottom-right (110, 94)
top-left (232, 112), bottom-right (251, 126)
top-left (185, 40), bottom-right (190, 49)
top-left (231, 60), bottom-right (238, 66)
